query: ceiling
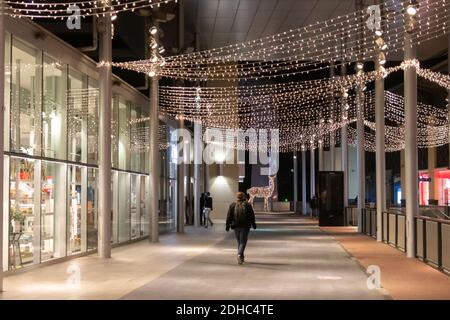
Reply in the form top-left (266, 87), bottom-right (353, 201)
top-left (184, 0), bottom-right (448, 61)
top-left (185, 0), bottom-right (358, 49)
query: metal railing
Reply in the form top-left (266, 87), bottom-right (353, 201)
top-left (378, 211), bottom-right (449, 273)
top-left (344, 205), bottom-right (449, 273)
top-left (361, 208), bottom-right (377, 239)
top-left (344, 206), bottom-right (358, 226)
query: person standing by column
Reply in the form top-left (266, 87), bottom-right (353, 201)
top-left (203, 192), bottom-right (214, 228)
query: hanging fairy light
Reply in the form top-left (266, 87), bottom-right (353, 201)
top-left (109, 0), bottom-right (449, 81)
top-left (4, 0), bottom-right (178, 19)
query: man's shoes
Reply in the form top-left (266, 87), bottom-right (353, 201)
top-left (205, 225), bottom-right (208, 228)
top-left (211, 222), bottom-right (214, 226)
top-left (237, 255), bottom-right (243, 265)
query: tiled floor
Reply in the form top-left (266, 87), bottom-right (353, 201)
top-left (322, 226), bottom-right (450, 300)
top-left (1, 214), bottom-right (389, 300)
top-left (122, 214), bottom-right (387, 300)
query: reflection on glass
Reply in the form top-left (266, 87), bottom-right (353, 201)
top-left (111, 171), bottom-right (118, 244)
top-left (43, 55), bottom-right (66, 159)
top-left (87, 168), bottom-right (98, 250)
top-left (9, 158), bottom-right (38, 268)
top-left (11, 38), bottom-right (41, 156)
top-left (140, 176), bottom-right (149, 237)
top-left (118, 100), bottom-right (130, 170)
top-left (131, 174), bottom-right (140, 239)
top-left (67, 165), bottom-right (85, 255)
top-left (87, 79), bottom-right (98, 164)
top-left (68, 69), bottom-right (87, 163)
top-left (118, 172), bottom-right (130, 242)
top-left (41, 161), bottom-right (66, 261)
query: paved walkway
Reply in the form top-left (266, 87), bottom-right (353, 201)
top-left (123, 214), bottom-right (387, 300)
top-left (322, 226), bottom-right (450, 300)
top-left (1, 214), bottom-right (388, 300)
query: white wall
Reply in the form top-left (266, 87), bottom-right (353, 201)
top-left (208, 164), bottom-right (239, 219)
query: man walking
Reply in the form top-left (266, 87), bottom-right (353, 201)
top-left (226, 192), bottom-right (257, 265)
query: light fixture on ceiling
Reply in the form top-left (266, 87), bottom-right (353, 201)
top-left (149, 26), bottom-right (158, 35)
top-left (148, 70), bottom-right (156, 77)
top-left (378, 52), bottom-right (386, 65)
top-left (356, 62), bottom-right (364, 70)
top-left (111, 12), bottom-right (118, 21)
top-left (375, 37), bottom-right (388, 50)
top-left (406, 3), bottom-right (418, 16)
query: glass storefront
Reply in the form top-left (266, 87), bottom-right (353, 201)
top-left (2, 33), bottom-right (154, 271)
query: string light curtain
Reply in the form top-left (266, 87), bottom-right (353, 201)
top-left (110, 0), bottom-right (449, 81)
top-left (4, 0), bottom-right (177, 19)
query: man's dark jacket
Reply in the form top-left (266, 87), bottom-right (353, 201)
top-left (226, 201), bottom-right (256, 230)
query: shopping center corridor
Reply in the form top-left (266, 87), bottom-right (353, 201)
top-left (1, 213), bottom-right (393, 300)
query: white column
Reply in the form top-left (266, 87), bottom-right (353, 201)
top-left (193, 122), bottom-right (201, 227)
top-left (375, 58), bottom-right (386, 242)
top-left (98, 13), bottom-right (112, 258)
top-left (341, 63), bottom-right (348, 208)
top-left (310, 147), bottom-right (315, 200)
top-left (356, 63), bottom-right (365, 233)
top-left (149, 76), bottom-right (159, 242)
top-left (301, 149), bottom-right (307, 215)
top-left (329, 63), bottom-right (335, 171)
top-left (318, 140), bottom-right (324, 171)
top-left (404, 13), bottom-right (418, 258)
top-left (293, 151), bottom-right (298, 213)
top-left (177, 120), bottom-right (185, 233)
top-left (0, 0), bottom-right (5, 291)
top-left (428, 147), bottom-right (436, 202)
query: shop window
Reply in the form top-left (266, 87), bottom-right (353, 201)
top-left (118, 100), bottom-right (130, 170)
top-left (67, 164), bottom-right (86, 255)
top-left (4, 32), bottom-right (11, 152)
top-left (130, 174), bottom-right (140, 239)
top-left (10, 38), bottom-right (42, 156)
top-left (42, 55), bottom-right (67, 159)
top-left (118, 172), bottom-right (130, 242)
top-left (41, 161), bottom-right (66, 261)
top-left (111, 95), bottom-right (119, 168)
top-left (9, 157), bottom-right (39, 268)
top-left (87, 79), bottom-right (99, 165)
top-left (87, 168), bottom-right (98, 250)
top-left (67, 68), bottom-right (88, 163)
top-left (140, 175), bottom-right (149, 237)
top-left (111, 171), bottom-right (119, 244)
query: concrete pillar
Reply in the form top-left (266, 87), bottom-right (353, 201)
top-left (193, 122), bottom-right (201, 227)
top-left (329, 63), bottom-right (335, 171)
top-left (318, 140), bottom-right (324, 171)
top-left (177, 120), bottom-right (185, 233)
top-left (301, 149), bottom-right (307, 215)
top-left (0, 0), bottom-right (5, 292)
top-left (428, 147), bottom-right (436, 202)
top-left (293, 151), bottom-right (298, 213)
top-left (356, 64), bottom-right (365, 233)
top-left (341, 63), bottom-right (348, 207)
top-left (310, 148), bottom-right (315, 200)
top-left (375, 57), bottom-right (386, 242)
top-left (98, 12), bottom-right (112, 259)
top-left (404, 12), bottom-right (418, 258)
top-left (149, 76), bottom-right (160, 242)
top-left (400, 149), bottom-right (405, 203)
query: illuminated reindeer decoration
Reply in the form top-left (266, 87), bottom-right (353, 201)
top-left (247, 175), bottom-right (276, 212)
